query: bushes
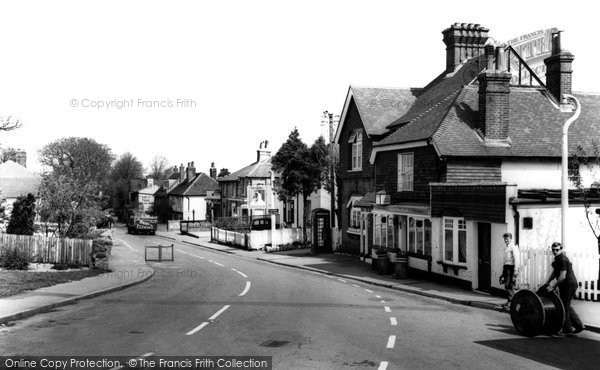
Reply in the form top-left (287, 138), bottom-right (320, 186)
top-left (0, 246), bottom-right (31, 270)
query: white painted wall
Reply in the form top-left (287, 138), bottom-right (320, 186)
top-left (502, 160), bottom-right (600, 189)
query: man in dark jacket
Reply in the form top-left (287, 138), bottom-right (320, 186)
top-left (545, 242), bottom-right (585, 335)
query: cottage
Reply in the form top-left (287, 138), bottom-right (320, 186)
top-left (334, 23), bottom-right (600, 294)
top-left (168, 162), bottom-right (219, 221)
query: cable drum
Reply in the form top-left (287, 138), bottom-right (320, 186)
top-left (509, 288), bottom-right (565, 337)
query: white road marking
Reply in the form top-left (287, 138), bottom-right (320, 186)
top-left (386, 335), bottom-right (396, 349)
top-left (185, 322), bottom-right (209, 336)
top-left (378, 361), bottom-right (388, 370)
top-left (365, 289), bottom-right (373, 293)
top-left (186, 305), bottom-right (231, 335)
top-left (209, 305), bottom-right (231, 321)
top-left (390, 317), bottom-right (397, 326)
top-left (338, 278), bottom-right (347, 283)
top-left (375, 295), bottom-right (382, 299)
top-left (384, 306), bottom-right (391, 313)
top-left (231, 268), bottom-right (237, 272)
top-left (352, 284), bottom-right (360, 288)
top-left (211, 261), bottom-right (225, 267)
top-left (239, 281), bottom-right (251, 296)
top-left (236, 271), bottom-right (248, 278)
top-left (117, 238), bottom-right (135, 251)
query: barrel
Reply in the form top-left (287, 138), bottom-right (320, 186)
top-left (394, 257), bottom-right (408, 279)
top-left (376, 256), bottom-right (390, 275)
top-left (509, 288), bottom-right (565, 337)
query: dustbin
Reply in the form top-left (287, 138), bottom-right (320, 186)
top-left (394, 256), bottom-right (408, 279)
top-left (376, 256), bottom-right (390, 275)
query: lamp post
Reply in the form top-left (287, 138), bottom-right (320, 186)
top-left (561, 94), bottom-right (581, 248)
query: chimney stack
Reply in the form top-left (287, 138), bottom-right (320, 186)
top-left (257, 140), bottom-right (271, 162)
top-left (147, 178), bottom-right (154, 187)
top-left (544, 31), bottom-right (574, 104)
top-left (442, 23), bottom-right (489, 73)
top-left (179, 163), bottom-right (185, 182)
top-left (210, 162), bottom-right (217, 179)
top-left (15, 149), bottom-right (27, 168)
top-left (477, 45), bottom-right (512, 141)
top-left (186, 161), bottom-right (196, 181)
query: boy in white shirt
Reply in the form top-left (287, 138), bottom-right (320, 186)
top-left (499, 232), bottom-right (520, 310)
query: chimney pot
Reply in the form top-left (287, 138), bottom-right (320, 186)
top-left (544, 30), bottom-right (574, 104)
top-left (442, 23), bottom-right (489, 72)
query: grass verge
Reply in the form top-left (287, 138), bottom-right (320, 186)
top-left (0, 269), bottom-right (109, 297)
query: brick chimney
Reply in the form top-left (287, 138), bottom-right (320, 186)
top-left (544, 31), bottom-right (574, 104)
top-left (442, 23), bottom-right (489, 73)
top-left (257, 140), bottom-right (271, 162)
top-left (15, 149), bottom-right (27, 168)
top-left (477, 45), bottom-right (512, 141)
top-left (210, 162), bottom-right (217, 179)
top-left (186, 161), bottom-right (196, 181)
top-left (179, 163), bottom-right (185, 182)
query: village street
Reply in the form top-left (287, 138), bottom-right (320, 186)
top-left (0, 227), bottom-right (598, 369)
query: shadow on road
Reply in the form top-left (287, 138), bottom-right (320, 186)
top-left (475, 335), bottom-right (600, 369)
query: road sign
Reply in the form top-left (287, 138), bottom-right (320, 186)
top-left (268, 209), bottom-right (279, 215)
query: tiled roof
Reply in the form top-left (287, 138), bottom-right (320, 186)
top-left (433, 87), bottom-right (600, 157)
top-left (371, 55), bottom-right (600, 158)
top-left (218, 157), bottom-right (273, 182)
top-left (0, 160), bottom-right (41, 198)
top-left (351, 87), bottom-right (418, 136)
top-left (169, 172), bottom-right (218, 197)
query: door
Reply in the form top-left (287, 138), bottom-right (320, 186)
top-left (478, 222), bottom-right (492, 292)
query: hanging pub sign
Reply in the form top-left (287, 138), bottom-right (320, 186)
top-left (505, 27), bottom-right (558, 86)
top-left (248, 185), bottom-right (267, 209)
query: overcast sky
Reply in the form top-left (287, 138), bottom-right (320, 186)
top-left (0, 0), bottom-right (598, 175)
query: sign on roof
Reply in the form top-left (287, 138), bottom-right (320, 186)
top-left (505, 27), bottom-right (558, 86)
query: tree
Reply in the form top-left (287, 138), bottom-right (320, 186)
top-left (37, 137), bottom-right (114, 237)
top-left (148, 155), bottom-right (170, 181)
top-left (271, 128), bottom-right (329, 251)
top-left (39, 137), bottom-right (114, 184)
top-left (571, 141), bottom-right (600, 256)
top-left (0, 116), bottom-right (21, 131)
top-left (218, 168), bottom-right (230, 177)
top-left (1, 147), bottom-right (19, 163)
top-left (7, 194), bottom-right (36, 235)
top-left (109, 153), bottom-right (145, 220)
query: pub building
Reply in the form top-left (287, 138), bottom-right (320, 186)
top-left (334, 23), bottom-right (600, 294)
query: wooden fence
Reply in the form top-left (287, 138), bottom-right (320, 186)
top-left (0, 233), bottom-right (93, 266)
top-left (517, 246), bottom-right (600, 301)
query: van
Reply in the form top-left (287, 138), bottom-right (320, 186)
top-left (250, 217), bottom-right (281, 231)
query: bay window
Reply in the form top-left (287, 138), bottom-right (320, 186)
top-left (408, 216), bottom-right (432, 255)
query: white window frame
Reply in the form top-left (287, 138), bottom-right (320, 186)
top-left (373, 214), bottom-right (395, 250)
top-left (347, 196), bottom-right (362, 232)
top-left (443, 217), bottom-right (467, 265)
top-left (398, 153), bottom-right (414, 191)
top-left (407, 216), bottom-right (432, 255)
top-left (349, 131), bottom-right (363, 171)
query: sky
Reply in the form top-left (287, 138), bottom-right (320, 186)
top-left (0, 0), bottom-right (598, 175)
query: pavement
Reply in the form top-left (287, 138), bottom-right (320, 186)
top-left (1, 228), bottom-right (598, 335)
top-left (0, 233), bottom-right (153, 325)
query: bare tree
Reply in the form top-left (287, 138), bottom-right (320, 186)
top-left (0, 116), bottom-right (22, 131)
top-left (148, 155), bottom-right (170, 181)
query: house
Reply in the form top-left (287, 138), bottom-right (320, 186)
top-left (130, 178), bottom-right (159, 214)
top-left (334, 23), bottom-right (600, 294)
top-left (218, 141), bottom-right (279, 219)
top-left (0, 160), bottom-right (41, 227)
top-left (168, 162), bottom-right (219, 221)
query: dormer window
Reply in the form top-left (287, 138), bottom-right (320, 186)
top-left (349, 131), bottom-right (363, 171)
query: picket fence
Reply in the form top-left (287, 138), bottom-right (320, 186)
top-left (517, 246), bottom-right (600, 301)
top-left (0, 233), bottom-right (93, 266)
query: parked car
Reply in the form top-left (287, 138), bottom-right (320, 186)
top-left (250, 217), bottom-right (280, 231)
